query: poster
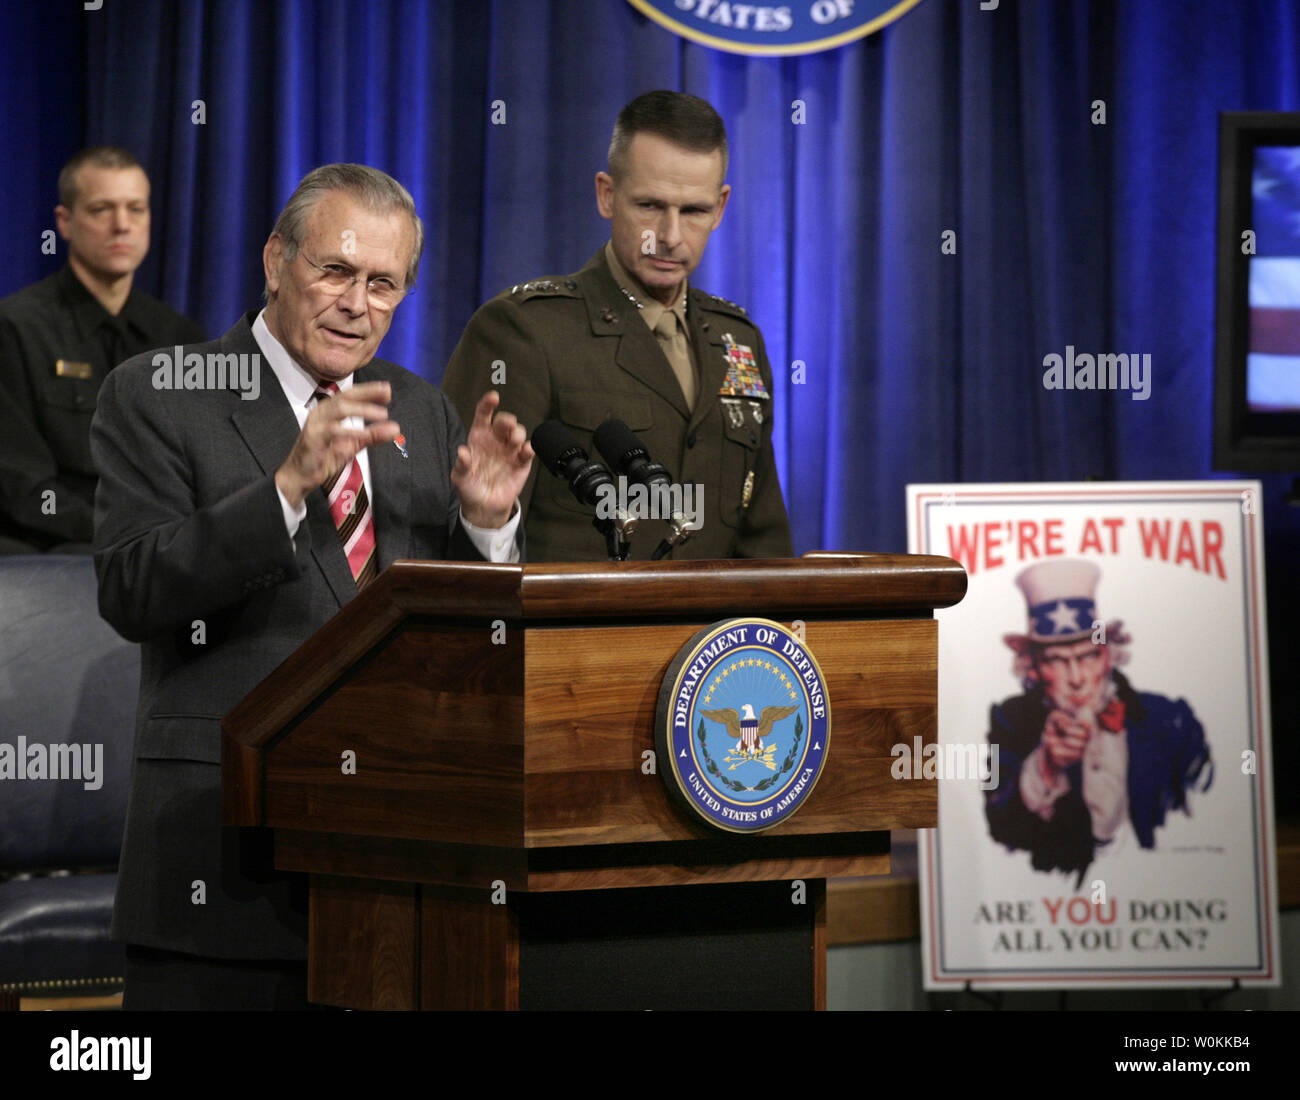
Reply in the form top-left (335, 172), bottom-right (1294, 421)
top-left (907, 481), bottom-right (1279, 989)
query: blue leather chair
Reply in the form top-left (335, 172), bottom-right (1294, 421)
top-left (0, 555), bottom-right (138, 1005)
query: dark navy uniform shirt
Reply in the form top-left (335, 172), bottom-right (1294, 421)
top-left (0, 265), bottom-right (205, 550)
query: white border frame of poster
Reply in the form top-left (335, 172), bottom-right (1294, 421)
top-left (908, 480), bottom-right (1279, 990)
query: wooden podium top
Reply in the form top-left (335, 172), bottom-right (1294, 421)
top-left (382, 552), bottom-right (966, 620)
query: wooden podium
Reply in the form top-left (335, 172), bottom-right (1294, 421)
top-left (222, 554), bottom-right (964, 1010)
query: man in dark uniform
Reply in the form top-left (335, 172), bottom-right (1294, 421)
top-left (0, 146), bottom-right (205, 553)
top-left (442, 91), bottom-right (793, 562)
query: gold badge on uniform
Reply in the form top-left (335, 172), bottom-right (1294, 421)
top-left (55, 360), bottom-right (93, 380)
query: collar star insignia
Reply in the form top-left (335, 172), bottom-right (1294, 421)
top-left (613, 280), bottom-right (688, 317)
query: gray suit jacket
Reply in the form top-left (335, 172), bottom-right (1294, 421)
top-left (92, 313), bottom-right (493, 959)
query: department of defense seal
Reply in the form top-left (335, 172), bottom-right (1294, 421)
top-left (655, 618), bottom-right (831, 833)
top-left (626, 0), bottom-right (925, 58)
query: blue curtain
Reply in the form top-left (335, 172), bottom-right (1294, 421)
top-left (4, 4), bottom-right (85, 292)
top-left (3, 0), bottom-right (1297, 797)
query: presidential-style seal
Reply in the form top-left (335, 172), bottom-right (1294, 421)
top-left (655, 618), bottom-right (831, 833)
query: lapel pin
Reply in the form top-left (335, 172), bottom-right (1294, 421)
top-left (394, 433), bottom-right (408, 459)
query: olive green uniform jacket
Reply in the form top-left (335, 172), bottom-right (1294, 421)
top-left (441, 248), bottom-right (793, 562)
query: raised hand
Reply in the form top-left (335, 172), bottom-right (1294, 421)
top-left (452, 390), bottom-right (534, 529)
top-left (274, 381), bottom-right (400, 508)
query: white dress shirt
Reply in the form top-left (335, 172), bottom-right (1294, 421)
top-left (252, 310), bottom-right (520, 563)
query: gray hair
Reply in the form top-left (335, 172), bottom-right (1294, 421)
top-left (264, 163), bottom-right (423, 301)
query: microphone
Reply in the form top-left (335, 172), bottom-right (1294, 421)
top-left (592, 419), bottom-right (696, 559)
top-left (532, 421), bottom-right (615, 508)
top-left (593, 418), bottom-right (672, 488)
top-left (531, 421), bottom-right (637, 552)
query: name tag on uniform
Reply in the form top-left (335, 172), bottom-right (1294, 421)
top-left (55, 359), bottom-right (93, 380)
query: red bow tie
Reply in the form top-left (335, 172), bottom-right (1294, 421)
top-left (1098, 699), bottom-right (1126, 732)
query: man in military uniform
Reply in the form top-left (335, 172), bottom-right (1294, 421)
top-left (0, 146), bottom-right (206, 553)
top-left (442, 91), bottom-right (792, 562)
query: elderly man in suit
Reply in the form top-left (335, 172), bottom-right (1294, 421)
top-left (92, 163), bottom-right (533, 1009)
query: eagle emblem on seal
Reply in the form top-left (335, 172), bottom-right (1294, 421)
top-left (702, 703), bottom-right (798, 770)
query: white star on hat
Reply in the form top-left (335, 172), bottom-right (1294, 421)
top-left (1046, 601), bottom-right (1081, 634)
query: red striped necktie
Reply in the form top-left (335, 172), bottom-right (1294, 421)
top-left (314, 385), bottom-right (378, 588)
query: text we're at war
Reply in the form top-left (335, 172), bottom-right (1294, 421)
top-left (946, 516), bottom-right (1227, 580)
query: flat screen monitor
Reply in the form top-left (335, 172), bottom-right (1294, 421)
top-left (1214, 112), bottom-right (1300, 470)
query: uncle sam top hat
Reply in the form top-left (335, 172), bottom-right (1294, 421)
top-left (1002, 560), bottom-right (1122, 652)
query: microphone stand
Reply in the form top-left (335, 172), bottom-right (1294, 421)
top-left (593, 510), bottom-right (637, 561)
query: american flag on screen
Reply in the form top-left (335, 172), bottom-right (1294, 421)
top-left (1248, 146), bottom-right (1300, 412)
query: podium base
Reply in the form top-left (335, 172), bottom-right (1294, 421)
top-left (308, 875), bottom-right (826, 1010)
top-left (518, 879), bottom-right (822, 1011)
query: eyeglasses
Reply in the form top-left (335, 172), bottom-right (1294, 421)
top-left (296, 248), bottom-right (412, 310)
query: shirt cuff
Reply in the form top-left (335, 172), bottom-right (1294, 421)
top-left (1019, 745), bottom-right (1071, 820)
top-left (460, 503), bottom-right (521, 563)
top-left (277, 483), bottom-right (308, 541)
